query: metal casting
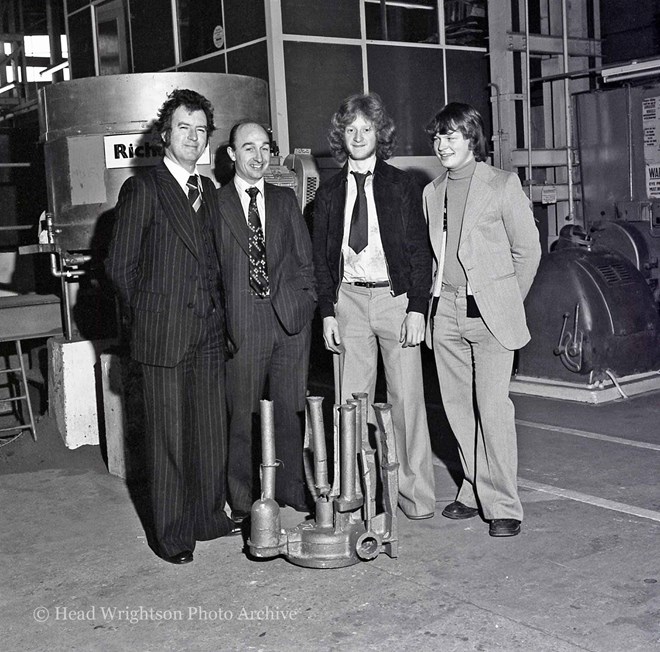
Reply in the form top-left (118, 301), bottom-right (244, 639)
top-left (248, 395), bottom-right (399, 569)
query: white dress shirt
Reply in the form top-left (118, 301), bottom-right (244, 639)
top-left (233, 175), bottom-right (266, 234)
top-left (342, 156), bottom-right (388, 283)
top-left (163, 156), bottom-right (203, 199)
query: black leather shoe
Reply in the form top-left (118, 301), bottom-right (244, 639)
top-left (441, 501), bottom-right (479, 520)
top-left (163, 550), bottom-right (193, 564)
top-left (489, 519), bottom-right (521, 537)
top-left (231, 510), bottom-right (250, 524)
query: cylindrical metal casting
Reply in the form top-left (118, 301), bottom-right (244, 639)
top-left (260, 399), bottom-right (277, 500)
top-left (337, 403), bottom-right (361, 512)
top-left (248, 498), bottom-right (283, 558)
top-left (306, 396), bottom-right (330, 495)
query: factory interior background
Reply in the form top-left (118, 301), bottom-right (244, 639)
top-left (0, 1), bottom-right (659, 650)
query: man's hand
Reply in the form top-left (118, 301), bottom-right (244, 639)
top-left (399, 311), bottom-right (425, 347)
top-left (322, 316), bottom-right (344, 354)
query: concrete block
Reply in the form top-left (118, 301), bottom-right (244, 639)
top-left (99, 352), bottom-right (128, 479)
top-left (48, 337), bottom-right (114, 449)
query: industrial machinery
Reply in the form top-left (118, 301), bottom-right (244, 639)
top-left (516, 225), bottom-right (660, 398)
top-left (513, 83), bottom-right (660, 403)
top-left (249, 394), bottom-right (399, 569)
top-left (574, 84), bottom-right (660, 302)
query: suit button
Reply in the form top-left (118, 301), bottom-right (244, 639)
top-left (187, 302), bottom-right (194, 309)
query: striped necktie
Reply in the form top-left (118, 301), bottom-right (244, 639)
top-left (187, 175), bottom-right (201, 212)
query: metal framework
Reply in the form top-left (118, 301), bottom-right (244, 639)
top-left (487, 0), bottom-right (602, 249)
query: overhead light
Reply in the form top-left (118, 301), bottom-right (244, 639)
top-left (601, 58), bottom-right (660, 83)
top-left (0, 82), bottom-right (16, 94)
top-left (40, 61), bottom-right (69, 76)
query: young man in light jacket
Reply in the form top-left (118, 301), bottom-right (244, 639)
top-left (423, 102), bottom-right (541, 537)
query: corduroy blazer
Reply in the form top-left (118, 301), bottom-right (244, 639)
top-left (424, 161), bottom-right (541, 351)
top-left (215, 181), bottom-right (316, 347)
top-left (106, 162), bottom-right (223, 367)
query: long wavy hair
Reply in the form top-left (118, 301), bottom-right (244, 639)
top-left (424, 102), bottom-right (489, 162)
top-left (327, 93), bottom-right (397, 163)
top-left (155, 88), bottom-right (215, 146)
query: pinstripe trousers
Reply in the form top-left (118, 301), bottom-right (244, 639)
top-left (141, 310), bottom-right (233, 558)
top-left (226, 297), bottom-right (311, 513)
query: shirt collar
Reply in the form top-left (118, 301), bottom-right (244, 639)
top-left (163, 156), bottom-right (201, 189)
top-left (233, 174), bottom-right (265, 197)
top-left (347, 154), bottom-right (377, 177)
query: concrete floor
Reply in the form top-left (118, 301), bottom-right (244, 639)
top-left (1, 347), bottom-right (659, 651)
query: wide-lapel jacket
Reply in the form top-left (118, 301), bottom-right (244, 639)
top-left (215, 181), bottom-right (316, 347)
top-left (423, 161), bottom-right (541, 351)
top-left (106, 162), bottom-right (221, 367)
top-left (313, 158), bottom-right (432, 319)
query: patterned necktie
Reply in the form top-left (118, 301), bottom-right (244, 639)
top-left (246, 187), bottom-right (269, 297)
top-left (187, 175), bottom-right (201, 212)
top-left (349, 171), bottom-right (371, 254)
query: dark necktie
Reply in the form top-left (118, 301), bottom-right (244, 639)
top-left (246, 187), bottom-right (269, 297)
top-left (443, 188), bottom-right (448, 232)
top-left (187, 175), bottom-right (201, 212)
top-left (349, 171), bottom-right (371, 254)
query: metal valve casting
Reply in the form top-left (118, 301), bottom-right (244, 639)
top-left (248, 394), bottom-right (399, 568)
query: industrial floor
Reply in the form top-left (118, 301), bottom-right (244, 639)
top-left (1, 342), bottom-right (659, 652)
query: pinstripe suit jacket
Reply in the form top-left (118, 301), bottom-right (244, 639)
top-left (106, 162), bottom-right (222, 367)
top-left (424, 161), bottom-right (541, 351)
top-left (215, 181), bottom-right (316, 347)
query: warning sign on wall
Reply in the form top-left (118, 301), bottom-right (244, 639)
top-left (643, 96), bottom-right (660, 198)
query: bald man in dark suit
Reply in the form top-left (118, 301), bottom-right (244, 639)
top-left (106, 89), bottom-right (239, 565)
top-left (215, 121), bottom-right (316, 520)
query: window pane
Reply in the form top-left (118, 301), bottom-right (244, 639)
top-left (130, 0), bottom-right (175, 72)
top-left (445, 48), bottom-right (491, 135)
top-left (365, 0), bottom-right (438, 44)
top-left (68, 9), bottom-right (95, 79)
top-left (284, 42), bottom-right (363, 158)
top-left (227, 42), bottom-right (268, 85)
top-left (98, 18), bottom-right (122, 75)
top-left (444, 0), bottom-right (488, 47)
top-left (178, 0), bottom-right (224, 63)
top-left (224, 0), bottom-right (265, 49)
top-left (24, 35), bottom-right (50, 57)
top-left (367, 44), bottom-right (445, 156)
top-left (67, 0), bottom-right (90, 11)
top-left (282, 0), bottom-right (361, 38)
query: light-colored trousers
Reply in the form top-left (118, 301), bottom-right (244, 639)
top-left (432, 285), bottom-right (523, 520)
top-left (334, 283), bottom-right (436, 517)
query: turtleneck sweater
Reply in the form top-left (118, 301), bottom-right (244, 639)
top-left (443, 158), bottom-right (477, 288)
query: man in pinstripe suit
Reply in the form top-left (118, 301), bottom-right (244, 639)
top-left (106, 89), bottom-right (239, 565)
top-left (216, 122), bottom-right (316, 520)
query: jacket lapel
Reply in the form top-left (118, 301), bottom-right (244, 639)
top-left (427, 173), bottom-right (447, 252)
top-left (263, 183), bottom-right (280, 262)
top-left (460, 161), bottom-right (493, 241)
top-left (218, 183), bottom-right (250, 256)
top-left (155, 164), bottom-right (199, 259)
